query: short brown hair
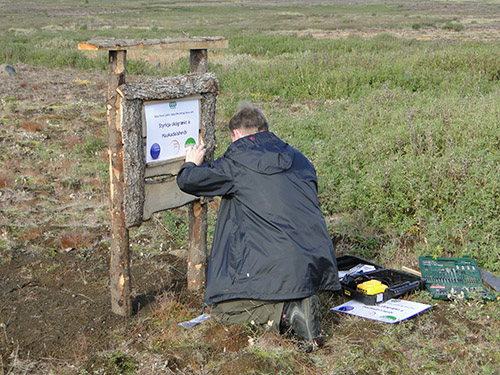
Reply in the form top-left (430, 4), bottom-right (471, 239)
top-left (228, 102), bottom-right (269, 132)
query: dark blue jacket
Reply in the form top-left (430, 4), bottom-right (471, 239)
top-left (177, 131), bottom-right (340, 305)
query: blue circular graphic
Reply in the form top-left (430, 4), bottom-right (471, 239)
top-left (338, 306), bottom-right (355, 312)
top-left (150, 143), bottom-right (161, 160)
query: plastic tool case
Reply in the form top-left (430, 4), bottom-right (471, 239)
top-left (337, 255), bottom-right (426, 305)
top-left (419, 256), bottom-right (497, 301)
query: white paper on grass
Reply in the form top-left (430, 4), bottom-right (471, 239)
top-left (332, 299), bottom-right (431, 323)
top-left (178, 313), bottom-right (211, 329)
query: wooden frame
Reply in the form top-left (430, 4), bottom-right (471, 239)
top-left (117, 73), bottom-right (219, 227)
top-left (78, 37), bottom-right (227, 316)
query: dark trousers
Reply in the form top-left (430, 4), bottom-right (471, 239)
top-left (211, 299), bottom-right (285, 331)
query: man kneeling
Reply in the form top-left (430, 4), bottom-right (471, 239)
top-left (177, 102), bottom-right (340, 347)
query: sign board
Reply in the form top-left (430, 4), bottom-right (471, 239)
top-left (144, 97), bottom-right (201, 164)
top-left (117, 73), bottom-right (219, 228)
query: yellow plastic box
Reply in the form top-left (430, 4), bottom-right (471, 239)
top-left (356, 280), bottom-right (387, 295)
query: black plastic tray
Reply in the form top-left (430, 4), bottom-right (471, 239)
top-left (337, 256), bottom-right (426, 305)
top-left (342, 269), bottom-right (426, 305)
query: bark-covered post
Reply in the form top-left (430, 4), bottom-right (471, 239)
top-left (188, 48), bottom-right (209, 291)
top-left (107, 50), bottom-right (132, 316)
top-left (190, 49), bottom-right (208, 73)
top-left (187, 198), bottom-right (208, 291)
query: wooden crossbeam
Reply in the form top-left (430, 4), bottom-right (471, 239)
top-left (78, 37), bottom-right (228, 51)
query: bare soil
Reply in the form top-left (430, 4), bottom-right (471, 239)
top-left (0, 64), bottom-right (195, 369)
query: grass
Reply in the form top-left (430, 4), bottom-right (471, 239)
top-left (1, 0), bottom-right (500, 374)
top-left (215, 36), bottom-right (500, 270)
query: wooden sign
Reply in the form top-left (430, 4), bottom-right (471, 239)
top-left (117, 72), bottom-right (219, 227)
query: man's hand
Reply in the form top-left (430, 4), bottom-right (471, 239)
top-left (185, 144), bottom-right (206, 166)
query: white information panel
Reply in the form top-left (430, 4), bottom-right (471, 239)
top-left (144, 98), bottom-right (200, 164)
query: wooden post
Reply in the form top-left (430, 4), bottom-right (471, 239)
top-left (190, 49), bottom-right (208, 73)
top-left (107, 50), bottom-right (132, 316)
top-left (187, 198), bottom-right (208, 290)
top-left (188, 48), bottom-right (209, 291)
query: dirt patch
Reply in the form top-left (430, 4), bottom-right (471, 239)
top-left (0, 250), bottom-right (116, 361)
top-left (0, 64), bottom-right (194, 366)
top-left (0, 247), bottom-right (188, 362)
top-left (299, 27), bottom-right (500, 42)
top-left (0, 1), bottom-right (137, 17)
top-left (272, 1), bottom-right (500, 42)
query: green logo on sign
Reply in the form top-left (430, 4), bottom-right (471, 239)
top-left (185, 138), bottom-right (196, 147)
top-left (169, 102), bottom-right (177, 109)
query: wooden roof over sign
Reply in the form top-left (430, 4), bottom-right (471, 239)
top-left (78, 36), bottom-right (228, 51)
top-left (117, 72), bottom-right (219, 101)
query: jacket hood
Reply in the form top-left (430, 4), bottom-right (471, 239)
top-left (225, 131), bottom-right (294, 175)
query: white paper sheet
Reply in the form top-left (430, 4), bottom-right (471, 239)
top-left (332, 299), bottom-right (431, 323)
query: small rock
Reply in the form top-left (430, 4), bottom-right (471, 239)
top-left (0, 64), bottom-right (19, 78)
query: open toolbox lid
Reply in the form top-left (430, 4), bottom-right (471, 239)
top-left (337, 255), bottom-right (426, 305)
top-left (336, 255), bottom-right (383, 279)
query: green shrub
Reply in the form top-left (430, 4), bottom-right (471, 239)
top-left (442, 22), bottom-right (465, 32)
top-left (270, 86), bottom-right (500, 270)
top-left (75, 137), bottom-right (107, 158)
top-left (85, 351), bottom-right (136, 375)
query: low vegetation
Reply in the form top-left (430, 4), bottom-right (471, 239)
top-left (1, 0), bottom-right (499, 374)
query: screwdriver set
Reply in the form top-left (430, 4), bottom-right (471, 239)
top-left (418, 256), bottom-right (497, 301)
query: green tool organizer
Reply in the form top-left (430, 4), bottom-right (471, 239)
top-left (419, 256), bottom-right (497, 301)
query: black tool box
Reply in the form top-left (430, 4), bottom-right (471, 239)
top-left (337, 255), bottom-right (426, 305)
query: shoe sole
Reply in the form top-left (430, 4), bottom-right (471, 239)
top-left (288, 295), bottom-right (321, 342)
